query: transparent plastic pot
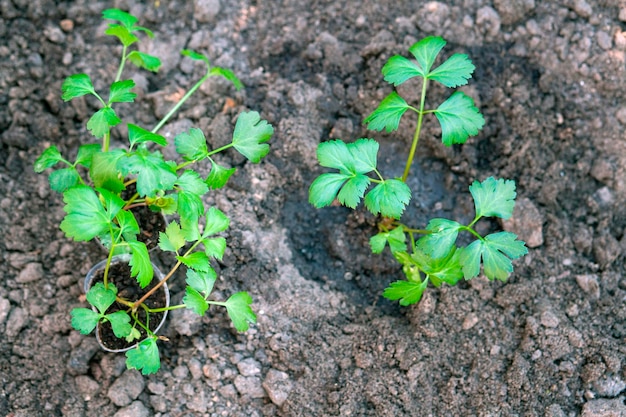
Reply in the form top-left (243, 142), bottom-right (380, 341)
top-left (83, 254), bottom-right (170, 353)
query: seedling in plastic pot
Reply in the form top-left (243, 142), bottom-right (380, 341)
top-left (35, 8), bottom-right (273, 374)
top-left (309, 36), bottom-right (528, 306)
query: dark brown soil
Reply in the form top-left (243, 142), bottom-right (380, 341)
top-left (89, 261), bottom-right (167, 351)
top-left (2, 1), bottom-right (626, 416)
top-left (122, 183), bottom-right (167, 251)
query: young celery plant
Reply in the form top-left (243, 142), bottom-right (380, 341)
top-left (309, 36), bottom-right (528, 305)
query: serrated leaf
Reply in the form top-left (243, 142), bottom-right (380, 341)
top-left (458, 232), bottom-right (528, 281)
top-left (60, 185), bottom-right (110, 241)
top-left (75, 144), bottom-right (102, 168)
top-left (61, 74), bottom-right (96, 101)
top-left (181, 49), bottom-right (210, 64)
top-left (109, 80), bottom-right (136, 104)
top-left (348, 139), bottom-right (379, 173)
top-left (85, 282), bottom-right (117, 315)
top-left (383, 280), bottom-right (428, 306)
top-left (104, 25), bottom-right (138, 47)
top-left (102, 8), bottom-right (138, 28)
top-left (120, 149), bottom-right (177, 197)
top-left (382, 55), bottom-right (423, 86)
top-left (206, 161), bottom-right (235, 189)
top-left (87, 107), bottom-right (121, 138)
top-left (370, 227), bottom-right (407, 254)
top-left (408, 36), bottom-right (446, 75)
top-left (175, 128), bottom-right (209, 161)
top-left (116, 209), bottom-right (140, 241)
top-left (127, 240), bottom-right (153, 287)
top-left (337, 174), bottom-right (371, 208)
top-left (34, 146), bottom-right (65, 172)
top-left (176, 170), bottom-right (209, 196)
top-left (309, 173), bottom-right (350, 208)
top-left (70, 308), bottom-right (101, 335)
top-left (105, 310), bottom-right (133, 338)
top-left (411, 246), bottom-right (464, 286)
top-left (128, 51), bottom-right (161, 72)
top-left (469, 177), bottom-right (517, 220)
top-left (428, 53), bottom-right (475, 87)
top-left (316, 139), bottom-right (353, 172)
top-left (203, 207), bottom-right (230, 237)
top-left (202, 237), bottom-right (226, 260)
top-left (177, 191), bottom-right (203, 241)
top-left (125, 336), bottom-right (161, 375)
top-left (363, 92), bottom-right (411, 133)
top-left (158, 221), bottom-right (186, 252)
top-left (417, 218), bottom-right (462, 259)
top-left (183, 286), bottom-right (209, 315)
top-left (49, 168), bottom-right (80, 193)
top-left (232, 111), bottom-right (273, 163)
top-left (127, 124), bottom-right (167, 147)
top-left (186, 268), bottom-right (217, 295)
top-left (89, 150), bottom-right (126, 192)
top-left (209, 67), bottom-right (243, 90)
top-left (177, 252), bottom-right (210, 272)
top-left (364, 179), bottom-right (411, 219)
top-left (225, 292), bottom-right (256, 332)
top-left (433, 91), bottom-right (484, 146)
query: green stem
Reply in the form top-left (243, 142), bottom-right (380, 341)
top-left (460, 225), bottom-right (483, 241)
top-left (115, 46), bottom-right (128, 83)
top-left (148, 304), bottom-right (187, 313)
top-left (103, 245), bottom-right (116, 289)
top-left (152, 72), bottom-right (211, 134)
top-left (401, 77), bottom-right (429, 182)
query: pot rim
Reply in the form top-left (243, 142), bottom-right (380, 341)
top-left (83, 254), bottom-right (170, 353)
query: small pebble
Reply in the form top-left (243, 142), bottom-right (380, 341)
top-left (113, 401), bottom-right (150, 417)
top-left (17, 262), bottom-right (43, 283)
top-left (263, 369), bottom-right (293, 406)
top-left (107, 370), bottom-right (145, 407)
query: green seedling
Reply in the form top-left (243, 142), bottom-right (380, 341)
top-left (35, 9), bottom-right (273, 374)
top-left (309, 36), bottom-right (528, 305)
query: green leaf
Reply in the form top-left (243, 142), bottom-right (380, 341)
top-left (120, 149), bottom-right (177, 197)
top-left (428, 53), bottom-right (475, 88)
top-left (181, 49), bottom-right (210, 64)
top-left (128, 51), bottom-right (161, 72)
top-left (433, 91), bottom-right (484, 146)
top-left (206, 161), bottom-right (236, 189)
top-left (104, 25), bottom-right (138, 47)
top-left (125, 337), bottom-right (161, 375)
top-left (105, 311), bottom-right (133, 338)
top-left (203, 207), bottom-right (229, 237)
top-left (89, 150), bottom-right (126, 192)
top-left (202, 237), bottom-right (227, 260)
top-left (209, 67), bottom-right (243, 90)
top-left (383, 280), bottom-right (428, 306)
top-left (309, 173), bottom-right (351, 208)
top-left (232, 111), bottom-right (274, 163)
top-left (176, 170), bottom-right (209, 196)
top-left (370, 227), bottom-right (407, 254)
top-left (87, 107), bottom-right (121, 138)
top-left (382, 55), bottom-right (422, 86)
top-left (75, 144), bottom-right (102, 168)
top-left (158, 221), bottom-right (186, 252)
top-left (458, 232), bottom-right (528, 281)
top-left (410, 246), bottom-right (464, 286)
top-left (469, 177), bottom-right (517, 220)
top-left (98, 188), bottom-right (125, 220)
top-left (183, 287), bottom-right (209, 315)
top-left (408, 36), bottom-right (446, 75)
top-left (49, 168), bottom-right (80, 193)
top-left (174, 128), bottom-right (209, 161)
top-left (102, 8), bottom-right (138, 28)
top-left (85, 282), bottom-right (117, 315)
top-left (186, 268), bottom-right (217, 295)
top-left (337, 174), bottom-right (371, 209)
top-left (128, 124), bottom-right (167, 147)
top-left (109, 80), bottom-right (136, 104)
top-left (70, 308), bottom-right (101, 335)
top-left (34, 146), bottom-right (65, 172)
top-left (127, 240), bottom-right (153, 287)
top-left (61, 74), bottom-right (96, 101)
top-left (147, 196), bottom-right (177, 215)
top-left (363, 92), bottom-right (411, 133)
top-left (116, 209), bottom-right (140, 240)
top-left (417, 218), bottom-right (462, 259)
top-left (60, 185), bottom-right (110, 241)
top-left (178, 191), bottom-right (203, 241)
top-left (177, 252), bottom-right (210, 272)
top-left (364, 179), bottom-right (411, 219)
top-left (225, 292), bottom-right (256, 332)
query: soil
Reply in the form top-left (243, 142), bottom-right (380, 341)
top-left (88, 259), bottom-right (167, 351)
top-left (1, 1), bottom-right (626, 416)
top-left (123, 183), bottom-right (168, 251)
